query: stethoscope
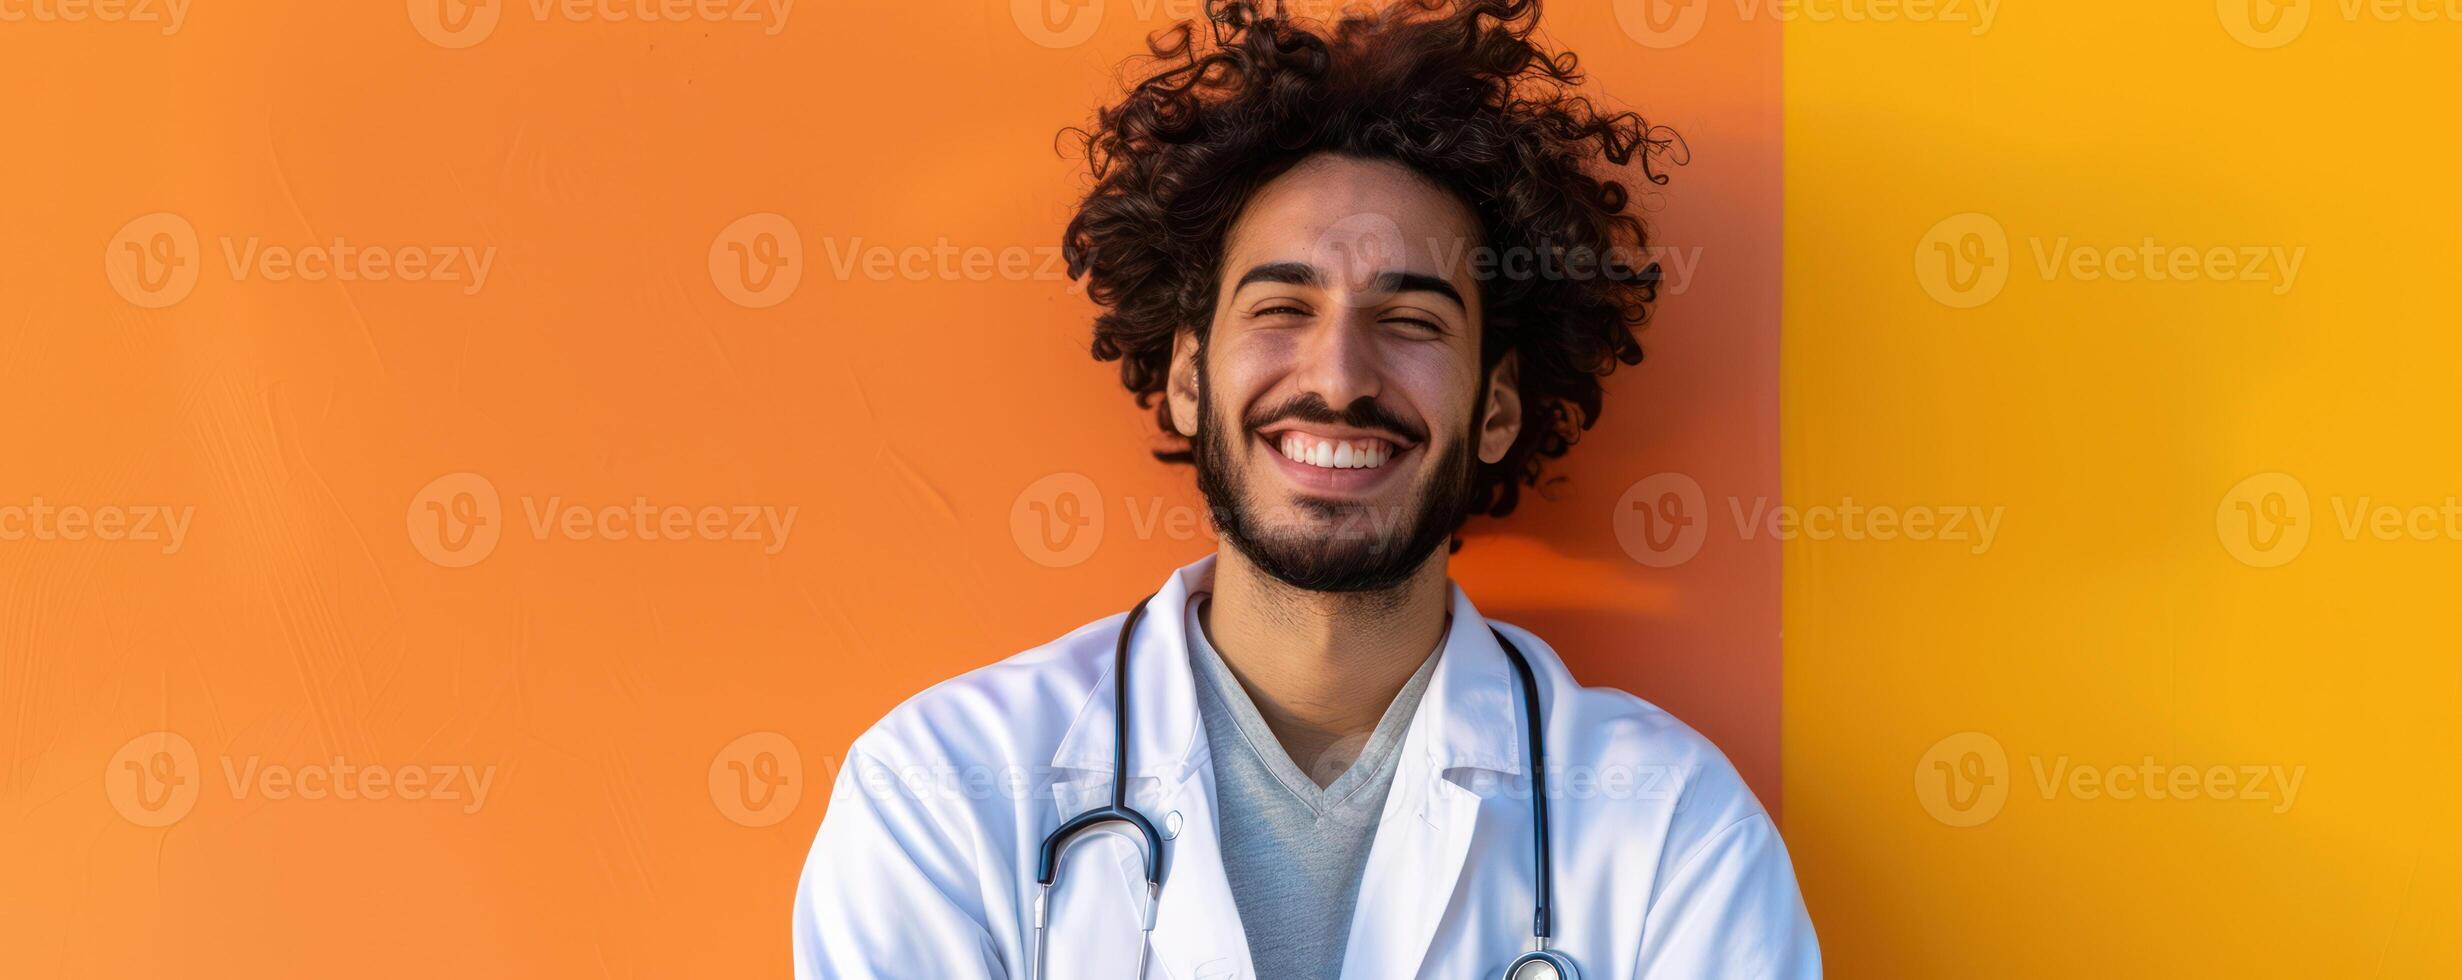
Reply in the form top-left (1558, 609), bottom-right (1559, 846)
top-left (1030, 594), bottom-right (1578, 980)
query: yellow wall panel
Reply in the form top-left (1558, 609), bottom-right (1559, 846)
top-left (1783, 3), bottom-right (2462, 975)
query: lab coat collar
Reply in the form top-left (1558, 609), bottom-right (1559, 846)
top-left (1420, 577), bottom-right (1526, 777)
top-left (1046, 556), bottom-right (1209, 782)
top-left (1046, 554), bottom-right (1527, 781)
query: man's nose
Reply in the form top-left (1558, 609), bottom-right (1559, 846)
top-left (1290, 312), bottom-right (1382, 409)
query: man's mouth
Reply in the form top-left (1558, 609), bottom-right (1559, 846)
top-left (1252, 424), bottom-right (1419, 495)
top-left (1273, 431), bottom-right (1397, 470)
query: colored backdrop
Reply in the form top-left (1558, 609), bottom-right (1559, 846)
top-left (0, 1), bottom-right (1777, 977)
top-left (3, 0), bottom-right (2455, 977)
top-left (1782, 2), bottom-right (2461, 974)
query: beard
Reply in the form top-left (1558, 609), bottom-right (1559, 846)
top-left (1191, 376), bottom-right (1476, 594)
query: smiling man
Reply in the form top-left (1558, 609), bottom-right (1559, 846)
top-left (793, 2), bottom-right (1819, 977)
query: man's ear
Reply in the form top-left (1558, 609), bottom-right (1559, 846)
top-left (1167, 327), bottom-right (1202, 439)
top-left (1477, 350), bottom-right (1522, 465)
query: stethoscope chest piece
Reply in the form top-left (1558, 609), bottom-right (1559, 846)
top-left (1504, 947), bottom-right (1580, 980)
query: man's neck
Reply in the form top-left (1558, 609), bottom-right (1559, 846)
top-left (1198, 545), bottom-right (1451, 777)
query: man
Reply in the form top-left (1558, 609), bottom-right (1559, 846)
top-left (794, 1), bottom-right (1819, 977)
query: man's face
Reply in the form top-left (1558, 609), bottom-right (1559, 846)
top-left (1168, 154), bottom-right (1522, 592)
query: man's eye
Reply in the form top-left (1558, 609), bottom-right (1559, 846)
top-left (1383, 316), bottom-right (1446, 334)
top-left (1252, 305), bottom-right (1311, 319)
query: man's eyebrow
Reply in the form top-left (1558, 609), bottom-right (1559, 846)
top-left (1368, 270), bottom-right (1465, 310)
top-left (1233, 261), bottom-right (1322, 291)
top-left (1231, 262), bottom-right (1466, 310)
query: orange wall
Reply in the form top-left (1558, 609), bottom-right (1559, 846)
top-left (0, 2), bottom-right (1780, 977)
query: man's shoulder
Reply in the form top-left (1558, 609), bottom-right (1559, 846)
top-left (1495, 624), bottom-right (1769, 827)
top-left (843, 612), bottom-right (1123, 771)
top-left (1557, 681), bottom-right (1736, 775)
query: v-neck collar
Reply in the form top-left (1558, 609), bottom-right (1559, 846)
top-left (1183, 591), bottom-right (1445, 812)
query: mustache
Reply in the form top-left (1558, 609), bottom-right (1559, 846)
top-left (1242, 393), bottom-right (1428, 446)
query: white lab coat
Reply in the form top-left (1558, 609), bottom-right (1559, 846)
top-left (794, 556), bottom-right (1820, 979)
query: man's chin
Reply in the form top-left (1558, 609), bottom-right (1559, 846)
top-left (1232, 542), bottom-right (1422, 593)
top-left (1225, 513), bottom-right (1438, 594)
top-left (1247, 493), bottom-right (1410, 544)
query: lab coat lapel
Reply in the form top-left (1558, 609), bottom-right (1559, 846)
top-left (1049, 764), bottom-right (1252, 980)
top-left (1340, 586), bottom-right (1524, 980)
top-left (1046, 557), bottom-right (1253, 979)
top-left (1140, 757), bottom-right (1253, 980)
top-left (1343, 754), bottom-right (1484, 979)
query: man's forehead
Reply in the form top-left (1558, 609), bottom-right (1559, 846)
top-left (1225, 157), bottom-right (1481, 286)
top-left (1240, 155), bottom-right (1467, 254)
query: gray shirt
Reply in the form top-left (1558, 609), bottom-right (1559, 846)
top-left (1185, 594), bottom-right (1442, 980)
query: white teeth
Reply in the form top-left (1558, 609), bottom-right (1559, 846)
top-left (1275, 434), bottom-right (1395, 470)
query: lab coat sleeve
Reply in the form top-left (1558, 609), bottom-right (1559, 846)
top-left (794, 747), bottom-right (1006, 979)
top-left (1632, 813), bottom-right (1823, 979)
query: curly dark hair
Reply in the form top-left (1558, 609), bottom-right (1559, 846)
top-left (1062, 0), bottom-right (1681, 534)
